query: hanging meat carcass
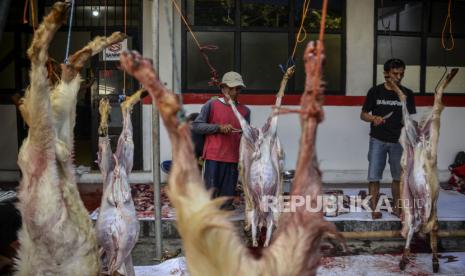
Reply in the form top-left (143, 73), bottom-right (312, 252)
top-left (119, 40), bottom-right (342, 276)
top-left (226, 67), bottom-right (293, 247)
top-left (14, 1), bottom-right (126, 275)
top-left (96, 90), bottom-right (146, 276)
top-left (392, 69), bottom-right (458, 273)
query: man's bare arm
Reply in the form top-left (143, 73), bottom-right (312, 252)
top-left (361, 110), bottom-right (385, 126)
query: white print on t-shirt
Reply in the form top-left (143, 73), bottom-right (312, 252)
top-left (376, 99), bottom-right (402, 106)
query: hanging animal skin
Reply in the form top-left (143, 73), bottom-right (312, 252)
top-left (14, 1), bottom-right (126, 275)
top-left (96, 90), bottom-right (145, 276)
top-left (225, 67), bottom-right (294, 247)
top-left (392, 69), bottom-right (458, 273)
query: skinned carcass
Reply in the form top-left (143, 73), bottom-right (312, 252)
top-left (14, 1), bottom-right (126, 275)
top-left (96, 90), bottom-right (146, 276)
top-left (392, 69), bottom-right (458, 273)
top-left (120, 40), bottom-right (342, 276)
top-left (226, 67), bottom-right (293, 247)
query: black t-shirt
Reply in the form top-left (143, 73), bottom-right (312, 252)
top-left (362, 84), bottom-right (416, 143)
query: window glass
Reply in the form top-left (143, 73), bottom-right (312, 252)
top-left (44, 0), bottom-right (141, 27)
top-left (241, 32), bottom-right (288, 90)
top-left (295, 0), bottom-right (343, 30)
top-left (98, 70), bottom-right (129, 95)
top-left (377, 36), bottom-right (421, 65)
top-left (426, 38), bottom-right (465, 93)
top-left (295, 34), bottom-right (342, 93)
top-left (184, 0), bottom-right (345, 94)
top-left (187, 32), bottom-right (234, 89)
top-left (241, 0), bottom-right (289, 27)
top-left (187, 0), bottom-right (235, 26)
top-left (0, 32), bottom-right (15, 89)
top-left (49, 32), bottom-right (92, 62)
top-left (377, 36), bottom-right (421, 92)
top-left (377, 1), bottom-right (422, 32)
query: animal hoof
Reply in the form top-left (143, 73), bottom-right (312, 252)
top-left (433, 261), bottom-right (439, 273)
top-left (399, 259), bottom-right (407, 271)
top-left (371, 212), bottom-right (382, 219)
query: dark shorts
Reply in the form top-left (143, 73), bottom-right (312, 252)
top-left (367, 137), bottom-right (403, 182)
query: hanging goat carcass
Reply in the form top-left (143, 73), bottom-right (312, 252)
top-left (226, 67), bottom-right (293, 247)
top-left (96, 90), bottom-right (146, 276)
top-left (14, 1), bottom-right (126, 275)
top-left (393, 69), bottom-right (458, 273)
top-left (119, 40), bottom-right (343, 276)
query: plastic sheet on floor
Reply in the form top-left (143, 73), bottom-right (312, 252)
top-left (135, 257), bottom-right (188, 276)
top-left (134, 253), bottom-right (465, 275)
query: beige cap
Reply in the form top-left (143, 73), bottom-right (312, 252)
top-left (220, 71), bottom-right (246, 88)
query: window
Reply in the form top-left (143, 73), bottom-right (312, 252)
top-left (183, 0), bottom-right (345, 94)
top-left (43, 1), bottom-right (143, 170)
top-left (375, 0), bottom-right (465, 94)
top-left (44, 0), bottom-right (141, 28)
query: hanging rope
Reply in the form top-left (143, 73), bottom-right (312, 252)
top-left (104, 0), bottom-right (108, 96)
top-left (441, 0), bottom-right (455, 51)
top-left (123, 0), bottom-right (127, 96)
top-left (22, 0), bottom-right (29, 24)
top-left (278, 0), bottom-right (311, 74)
top-left (313, 0), bottom-right (328, 96)
top-left (291, 0), bottom-right (312, 60)
top-left (64, 0), bottom-right (75, 64)
top-left (379, 0), bottom-right (393, 58)
top-left (30, 0), bottom-right (36, 30)
top-left (434, 57), bottom-right (448, 94)
top-left (435, 0), bottom-right (455, 93)
top-left (22, 0), bottom-right (37, 30)
top-left (170, 0), bottom-right (220, 86)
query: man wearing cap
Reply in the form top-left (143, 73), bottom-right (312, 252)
top-left (192, 71), bottom-right (250, 209)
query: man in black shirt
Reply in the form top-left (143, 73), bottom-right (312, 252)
top-left (361, 58), bottom-right (416, 219)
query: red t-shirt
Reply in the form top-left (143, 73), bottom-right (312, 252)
top-left (203, 99), bottom-right (249, 163)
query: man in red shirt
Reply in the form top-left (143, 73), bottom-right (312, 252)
top-left (192, 72), bottom-right (250, 209)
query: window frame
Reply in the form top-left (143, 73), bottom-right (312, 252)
top-left (1, 1), bottom-right (145, 170)
top-left (181, 0), bottom-right (346, 95)
top-left (374, 0), bottom-right (465, 95)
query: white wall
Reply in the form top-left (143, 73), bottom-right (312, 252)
top-left (143, 104), bottom-right (465, 183)
top-left (346, 0), bottom-right (374, 96)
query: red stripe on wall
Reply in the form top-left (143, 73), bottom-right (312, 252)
top-left (142, 93), bottom-right (465, 107)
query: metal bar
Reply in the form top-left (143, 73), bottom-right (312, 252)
top-left (152, 0), bottom-right (163, 261)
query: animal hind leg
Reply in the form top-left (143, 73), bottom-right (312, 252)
top-left (98, 97), bottom-right (113, 188)
top-left (264, 213), bottom-right (274, 247)
top-left (250, 209), bottom-right (259, 247)
top-left (122, 255), bottom-right (136, 276)
top-left (115, 89), bottom-right (147, 175)
top-left (25, 1), bottom-right (69, 145)
top-left (399, 226), bottom-right (415, 270)
top-left (430, 220), bottom-right (439, 273)
top-left (52, 32), bottom-right (128, 156)
top-left (62, 32), bottom-right (127, 82)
